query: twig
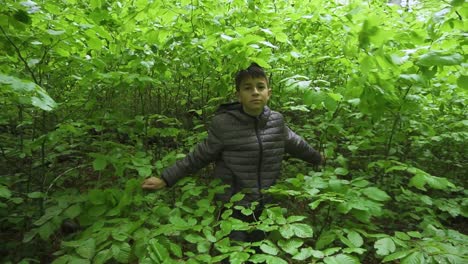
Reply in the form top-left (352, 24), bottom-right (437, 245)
top-left (44, 164), bottom-right (87, 197)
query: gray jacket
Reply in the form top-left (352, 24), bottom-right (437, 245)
top-left (161, 103), bottom-right (321, 204)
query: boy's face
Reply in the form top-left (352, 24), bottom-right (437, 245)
top-left (236, 76), bottom-right (271, 116)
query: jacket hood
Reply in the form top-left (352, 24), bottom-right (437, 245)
top-left (216, 102), bottom-right (242, 114)
top-left (216, 102), bottom-right (271, 127)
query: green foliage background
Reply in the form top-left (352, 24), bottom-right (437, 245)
top-left (0, 0), bottom-right (466, 263)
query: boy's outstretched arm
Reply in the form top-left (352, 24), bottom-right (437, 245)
top-left (142, 118), bottom-right (224, 189)
top-left (284, 125), bottom-right (322, 165)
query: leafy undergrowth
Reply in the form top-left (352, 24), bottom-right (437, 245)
top-left (3, 165), bottom-right (466, 264)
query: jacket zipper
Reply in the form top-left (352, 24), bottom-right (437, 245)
top-left (254, 118), bottom-right (263, 202)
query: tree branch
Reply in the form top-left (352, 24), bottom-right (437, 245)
top-left (0, 26), bottom-right (39, 84)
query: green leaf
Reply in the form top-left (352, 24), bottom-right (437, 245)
top-left (148, 238), bottom-right (168, 263)
top-left (291, 223), bottom-right (313, 238)
top-left (249, 254), bottom-right (288, 264)
top-left (276, 32), bottom-right (288, 42)
top-left (136, 166), bottom-right (152, 177)
top-left (286, 215), bottom-right (306, 223)
top-left (260, 41), bottom-right (278, 49)
top-left (13, 10), bottom-right (31, 24)
top-left (457, 75), bottom-right (468, 90)
top-left (417, 51), bottom-right (463, 66)
top-left (0, 74), bottom-right (56, 111)
top-left (47, 29), bottom-right (66, 35)
top-left (395, 231), bottom-right (411, 241)
top-left (401, 252), bottom-right (425, 264)
top-left (374, 237), bottom-right (396, 256)
top-left (93, 249), bottom-right (112, 264)
top-left (351, 179), bottom-right (369, 188)
top-left (38, 221), bottom-right (55, 240)
top-left (323, 247), bottom-right (342, 256)
top-left (347, 231), bottom-right (363, 248)
top-left (92, 156), bottom-right (107, 171)
top-left (112, 230), bottom-right (128, 242)
top-left (88, 205), bottom-right (107, 216)
top-left (34, 206), bottom-right (62, 226)
top-left (251, 57), bottom-right (270, 69)
top-left (324, 254), bottom-right (360, 264)
top-left (408, 174), bottom-right (426, 190)
top-left (334, 167), bottom-right (349, 176)
top-left (279, 224), bottom-right (294, 239)
top-left (260, 241), bottom-right (279, 255)
top-left (362, 187), bottom-right (391, 201)
top-left (0, 74), bottom-right (33, 92)
top-left (32, 89), bottom-right (57, 111)
top-left (407, 231), bottom-right (422, 238)
top-left (400, 74), bottom-right (425, 84)
top-left (220, 34), bottom-right (234, 41)
top-left (76, 238), bottom-right (96, 260)
top-left (382, 250), bottom-right (413, 262)
top-left (277, 239), bottom-right (303, 255)
top-left (114, 242), bottom-right (131, 263)
top-left (229, 252), bottom-right (250, 264)
top-left (88, 189), bottom-right (106, 205)
top-left (316, 230), bottom-right (336, 250)
top-left (64, 204), bottom-right (82, 219)
top-left (451, 0), bottom-right (465, 7)
top-left (52, 255), bottom-right (71, 264)
top-left (27, 191), bottom-right (44, 199)
top-left (90, 0), bottom-right (102, 9)
top-left (23, 229), bottom-right (38, 243)
top-left (409, 173), bottom-right (455, 191)
top-left (203, 228), bottom-right (217, 243)
top-left (185, 233), bottom-right (204, 243)
top-left (0, 185), bottom-right (12, 199)
top-left (292, 247), bottom-right (314, 261)
top-left (169, 242), bottom-right (182, 258)
top-left (230, 193), bottom-right (245, 203)
top-left (197, 240), bottom-right (211, 253)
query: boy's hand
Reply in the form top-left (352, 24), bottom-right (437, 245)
top-left (142, 177), bottom-right (167, 190)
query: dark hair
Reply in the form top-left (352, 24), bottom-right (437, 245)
top-left (235, 63), bottom-right (269, 91)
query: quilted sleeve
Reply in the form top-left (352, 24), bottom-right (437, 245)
top-left (284, 125), bottom-right (322, 165)
top-left (161, 117), bottom-right (224, 187)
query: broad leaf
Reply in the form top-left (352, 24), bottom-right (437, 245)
top-left (375, 237), bottom-right (396, 256)
top-left (92, 156), bottom-right (108, 171)
top-left (401, 252), bottom-right (426, 264)
top-left (260, 241), bottom-right (279, 255)
top-left (64, 204), bottom-right (82, 219)
top-left (362, 187), bottom-right (391, 201)
top-left (291, 223), bottom-right (314, 238)
top-left (278, 239), bottom-right (303, 255)
top-left (324, 254), bottom-right (360, 264)
top-left (382, 250), bottom-right (414, 262)
top-left (347, 230), bottom-right (364, 248)
top-left (417, 51), bottom-right (463, 66)
top-left (292, 247), bottom-right (314, 261)
top-left (76, 238), bottom-right (96, 260)
top-left (0, 185), bottom-right (12, 199)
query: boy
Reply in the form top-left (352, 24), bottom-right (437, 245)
top-left (142, 63), bottom-right (322, 241)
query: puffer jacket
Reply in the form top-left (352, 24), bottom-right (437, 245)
top-left (161, 102), bottom-right (321, 204)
